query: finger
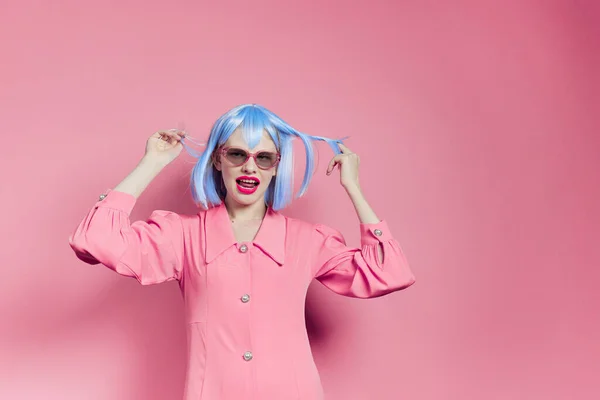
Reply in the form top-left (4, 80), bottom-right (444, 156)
top-left (165, 129), bottom-right (186, 138)
top-left (326, 158), bottom-right (336, 174)
top-left (172, 131), bottom-right (186, 141)
top-left (337, 142), bottom-right (352, 154)
top-left (326, 161), bottom-right (337, 175)
top-left (326, 155), bottom-right (342, 174)
top-left (167, 128), bottom-right (186, 138)
top-left (327, 156), bottom-right (339, 173)
top-left (155, 131), bottom-right (169, 142)
top-left (159, 130), bottom-right (185, 143)
top-left (161, 132), bottom-right (175, 143)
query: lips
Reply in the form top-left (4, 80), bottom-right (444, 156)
top-left (235, 176), bottom-right (260, 194)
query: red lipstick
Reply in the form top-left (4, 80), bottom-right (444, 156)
top-left (235, 176), bottom-right (260, 195)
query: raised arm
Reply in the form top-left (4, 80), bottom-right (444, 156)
top-left (314, 142), bottom-right (416, 297)
top-left (68, 129), bottom-right (188, 285)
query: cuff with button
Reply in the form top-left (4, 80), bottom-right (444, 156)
top-left (359, 220), bottom-right (392, 246)
top-left (94, 189), bottom-right (138, 215)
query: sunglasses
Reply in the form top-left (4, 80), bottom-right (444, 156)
top-left (216, 146), bottom-right (281, 170)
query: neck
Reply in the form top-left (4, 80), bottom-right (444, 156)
top-left (224, 195), bottom-right (268, 222)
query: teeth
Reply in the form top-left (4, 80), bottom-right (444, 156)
top-left (238, 179), bottom-right (258, 184)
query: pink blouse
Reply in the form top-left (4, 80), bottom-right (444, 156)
top-left (68, 189), bottom-right (416, 399)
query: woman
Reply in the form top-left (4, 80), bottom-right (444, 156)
top-left (68, 103), bottom-right (416, 400)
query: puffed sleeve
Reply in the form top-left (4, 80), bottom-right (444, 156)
top-left (312, 220), bottom-right (415, 298)
top-left (68, 189), bottom-right (185, 285)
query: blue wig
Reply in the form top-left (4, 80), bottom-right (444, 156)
top-left (181, 104), bottom-right (346, 211)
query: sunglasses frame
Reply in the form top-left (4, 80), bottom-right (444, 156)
top-left (216, 146), bottom-right (281, 170)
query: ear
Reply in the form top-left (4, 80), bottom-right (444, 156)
top-left (212, 153), bottom-right (222, 171)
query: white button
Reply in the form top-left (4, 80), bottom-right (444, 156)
top-left (243, 351), bottom-right (253, 361)
top-left (374, 229), bottom-right (382, 236)
top-left (99, 194), bottom-right (107, 201)
top-left (240, 244), bottom-right (248, 253)
top-left (241, 294), bottom-right (250, 303)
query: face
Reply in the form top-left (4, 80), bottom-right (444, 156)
top-left (213, 128), bottom-right (279, 207)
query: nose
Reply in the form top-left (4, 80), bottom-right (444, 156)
top-left (241, 155), bottom-right (257, 173)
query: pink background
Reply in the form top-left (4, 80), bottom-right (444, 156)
top-left (1, 1), bottom-right (599, 399)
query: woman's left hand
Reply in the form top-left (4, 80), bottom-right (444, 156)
top-left (326, 143), bottom-right (360, 190)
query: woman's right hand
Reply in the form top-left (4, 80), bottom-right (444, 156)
top-left (144, 129), bottom-right (186, 166)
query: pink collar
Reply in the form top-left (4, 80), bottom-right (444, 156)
top-left (203, 203), bottom-right (286, 266)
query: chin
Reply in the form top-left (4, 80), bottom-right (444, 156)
top-left (233, 196), bottom-right (258, 205)
top-left (228, 189), bottom-right (265, 206)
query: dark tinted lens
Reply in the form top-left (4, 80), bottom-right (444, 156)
top-left (225, 148), bottom-right (248, 165)
top-left (256, 152), bottom-right (277, 168)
